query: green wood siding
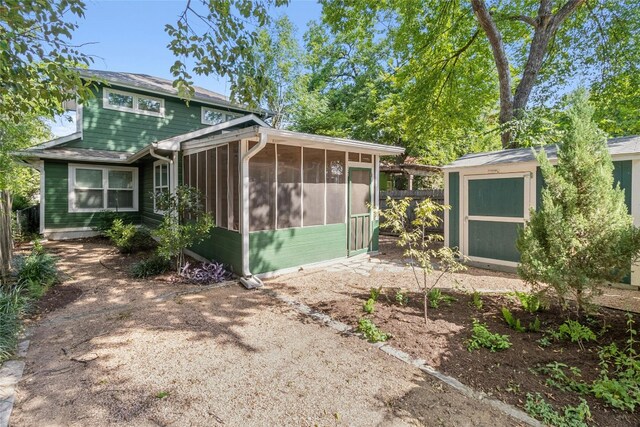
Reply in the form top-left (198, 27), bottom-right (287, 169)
top-left (536, 167), bottom-right (544, 212)
top-left (448, 172), bottom-right (460, 248)
top-left (139, 159), bottom-right (163, 229)
top-left (468, 177), bottom-right (524, 218)
top-left (468, 220), bottom-right (521, 263)
top-left (43, 160), bottom-right (140, 229)
top-left (188, 228), bottom-right (243, 274)
top-left (249, 224), bottom-right (347, 274)
top-left (65, 86), bottom-right (234, 153)
top-left (613, 160), bottom-right (632, 214)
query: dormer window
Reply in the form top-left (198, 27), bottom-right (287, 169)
top-left (103, 88), bottom-right (165, 117)
top-left (201, 106), bottom-right (241, 125)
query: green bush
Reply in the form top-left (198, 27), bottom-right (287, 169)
top-left (470, 291), bottom-right (483, 310)
top-left (553, 320), bottom-right (596, 349)
top-left (13, 251), bottom-right (59, 298)
top-left (501, 307), bottom-right (526, 332)
top-left (357, 318), bottom-right (390, 343)
top-left (524, 393), bottom-right (591, 427)
top-left (395, 289), bottom-right (409, 306)
top-left (105, 219), bottom-right (155, 254)
top-left (467, 320), bottom-right (512, 352)
top-left (0, 285), bottom-right (27, 363)
top-left (363, 298), bottom-right (375, 314)
top-left (131, 255), bottom-right (171, 278)
top-left (427, 288), bottom-right (456, 308)
top-left (513, 291), bottom-right (545, 313)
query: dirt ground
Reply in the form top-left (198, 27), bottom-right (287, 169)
top-left (266, 235), bottom-right (640, 427)
top-left (10, 239), bottom-right (522, 427)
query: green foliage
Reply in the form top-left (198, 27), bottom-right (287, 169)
top-left (427, 288), bottom-right (456, 309)
top-left (357, 318), bottom-right (390, 343)
top-left (467, 320), bottom-right (512, 352)
top-left (131, 255), bottom-right (171, 279)
top-left (0, 0), bottom-right (93, 122)
top-left (363, 298), bottom-right (375, 314)
top-left (524, 393), bottom-right (591, 427)
top-left (369, 287), bottom-right (382, 302)
top-left (0, 285), bottom-right (27, 363)
top-left (14, 251), bottom-right (59, 292)
top-left (153, 186), bottom-right (214, 272)
top-left (555, 320), bottom-right (597, 349)
top-left (535, 362), bottom-right (589, 394)
top-left (470, 291), bottom-right (483, 310)
top-left (104, 219), bottom-right (155, 254)
top-left (529, 317), bottom-right (542, 333)
top-left (501, 307), bottom-right (526, 333)
top-left (517, 92), bottom-right (640, 315)
top-left (395, 289), bottom-right (409, 306)
top-left (513, 291), bottom-right (545, 314)
top-left (381, 197), bottom-right (465, 323)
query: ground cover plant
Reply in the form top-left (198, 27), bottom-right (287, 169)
top-left (104, 218), bottom-right (155, 254)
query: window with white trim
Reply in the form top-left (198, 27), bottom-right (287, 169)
top-left (69, 165), bottom-right (138, 212)
top-left (201, 107), bottom-right (241, 125)
top-left (103, 88), bottom-right (165, 117)
top-left (153, 160), bottom-right (170, 213)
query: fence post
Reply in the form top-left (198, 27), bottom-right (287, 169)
top-left (0, 190), bottom-right (13, 283)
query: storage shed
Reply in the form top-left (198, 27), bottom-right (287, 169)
top-left (443, 136), bottom-right (640, 287)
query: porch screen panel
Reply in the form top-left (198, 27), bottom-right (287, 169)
top-left (189, 153), bottom-right (198, 193)
top-left (326, 150), bottom-right (346, 224)
top-left (303, 148), bottom-right (325, 226)
top-left (249, 142), bottom-right (276, 231)
top-left (197, 151), bottom-right (207, 209)
top-left (277, 145), bottom-right (302, 229)
top-left (183, 155), bottom-right (190, 187)
top-left (217, 145), bottom-right (229, 228)
top-left (206, 149), bottom-right (216, 216)
top-left (229, 142), bottom-right (239, 231)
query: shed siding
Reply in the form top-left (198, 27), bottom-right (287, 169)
top-left (249, 223), bottom-right (347, 274)
top-left (448, 172), bottom-right (459, 248)
top-left (65, 86), bottom-right (212, 152)
top-left (43, 160), bottom-right (140, 229)
top-left (468, 177), bottom-right (524, 218)
top-left (188, 228), bottom-right (243, 274)
top-left (613, 160), bottom-right (632, 214)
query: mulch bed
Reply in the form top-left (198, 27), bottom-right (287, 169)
top-left (30, 284), bottom-right (82, 315)
top-left (309, 288), bottom-right (640, 427)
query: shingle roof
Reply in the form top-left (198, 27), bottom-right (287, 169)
top-left (14, 147), bottom-right (131, 163)
top-left (79, 69), bottom-right (265, 114)
top-left (445, 136), bottom-right (640, 169)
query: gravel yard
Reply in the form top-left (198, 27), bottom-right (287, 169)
top-left (8, 239), bottom-right (522, 426)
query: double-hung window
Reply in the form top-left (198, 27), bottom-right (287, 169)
top-left (103, 88), bottom-right (165, 117)
top-left (69, 165), bottom-right (138, 212)
top-left (153, 160), bottom-right (170, 213)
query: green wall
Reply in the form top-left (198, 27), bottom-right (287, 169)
top-left (468, 220), bottom-right (521, 263)
top-left (43, 160), bottom-right (140, 229)
top-left (65, 85), bottom-right (247, 153)
top-left (189, 228), bottom-right (243, 274)
top-left (249, 223), bottom-right (347, 274)
top-left (468, 177), bottom-right (524, 217)
top-left (613, 160), bottom-right (632, 214)
top-left (448, 172), bottom-right (459, 248)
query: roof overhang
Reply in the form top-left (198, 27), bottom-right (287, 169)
top-left (184, 126), bottom-right (405, 155)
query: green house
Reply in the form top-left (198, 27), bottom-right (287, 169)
top-left (443, 138), bottom-right (639, 287)
top-left (14, 70), bottom-right (403, 287)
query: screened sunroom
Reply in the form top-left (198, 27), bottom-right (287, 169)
top-left (175, 126), bottom-right (404, 287)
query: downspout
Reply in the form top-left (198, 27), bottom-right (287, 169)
top-left (239, 132), bottom-right (268, 289)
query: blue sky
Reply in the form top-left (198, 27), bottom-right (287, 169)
top-left (50, 0), bottom-right (322, 135)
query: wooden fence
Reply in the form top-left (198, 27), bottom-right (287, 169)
top-left (0, 191), bottom-right (12, 283)
top-left (379, 189), bottom-right (445, 233)
top-left (15, 205), bottom-right (40, 236)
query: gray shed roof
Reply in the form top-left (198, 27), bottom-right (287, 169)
top-left (444, 135), bottom-right (640, 169)
top-left (79, 69), bottom-right (266, 115)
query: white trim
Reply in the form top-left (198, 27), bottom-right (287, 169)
top-left (27, 132), bottom-right (82, 150)
top-left (68, 163), bottom-right (139, 213)
top-left (201, 106), bottom-right (242, 126)
top-left (103, 88), bottom-right (165, 118)
top-left (467, 215), bottom-right (525, 223)
top-left (444, 171), bottom-right (450, 248)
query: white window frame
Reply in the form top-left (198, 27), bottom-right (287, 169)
top-left (153, 160), bottom-right (171, 214)
top-left (201, 106), bottom-right (240, 126)
top-left (103, 88), bottom-right (165, 118)
top-left (68, 164), bottom-right (139, 213)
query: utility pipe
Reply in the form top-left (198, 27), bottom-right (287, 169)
top-left (239, 132), bottom-right (268, 289)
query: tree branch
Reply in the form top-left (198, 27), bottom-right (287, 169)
top-left (551, 0), bottom-right (588, 33)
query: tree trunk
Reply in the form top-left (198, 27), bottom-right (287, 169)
top-left (471, 0), bottom-right (588, 148)
top-left (0, 190), bottom-right (13, 284)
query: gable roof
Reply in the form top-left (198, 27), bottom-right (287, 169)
top-left (444, 135), bottom-right (640, 169)
top-left (79, 69), bottom-right (268, 116)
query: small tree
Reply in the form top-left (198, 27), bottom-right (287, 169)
top-left (382, 197), bottom-right (465, 323)
top-left (517, 92), bottom-right (640, 316)
top-left (153, 186), bottom-right (214, 272)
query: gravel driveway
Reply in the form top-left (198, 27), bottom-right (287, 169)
top-left (9, 239), bottom-right (523, 426)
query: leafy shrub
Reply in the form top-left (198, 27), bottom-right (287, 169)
top-left (369, 287), bottom-right (382, 302)
top-left (535, 362), bottom-right (589, 394)
top-left (357, 318), bottom-right (390, 343)
top-left (501, 307), bottom-right (526, 332)
top-left (178, 261), bottom-right (230, 285)
top-left (554, 320), bottom-right (597, 349)
top-left (0, 285), bottom-right (27, 362)
top-left (395, 289), bottom-right (409, 306)
top-left (524, 393), bottom-right (591, 427)
top-left (470, 291), bottom-right (483, 310)
top-left (13, 250), bottom-right (59, 298)
top-left (513, 291), bottom-right (545, 313)
top-left (105, 219), bottom-right (155, 254)
top-left (467, 320), bottom-right (512, 352)
top-left (363, 298), bottom-right (375, 314)
top-left (131, 255), bottom-right (171, 278)
top-left (427, 288), bottom-right (456, 308)
top-left (529, 316), bottom-right (541, 332)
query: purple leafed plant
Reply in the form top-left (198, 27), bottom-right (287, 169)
top-left (179, 261), bottom-right (230, 285)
